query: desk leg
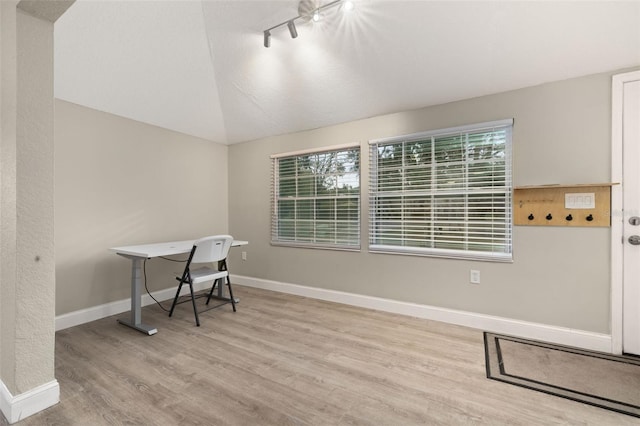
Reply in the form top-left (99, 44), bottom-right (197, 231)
top-left (215, 280), bottom-right (239, 303)
top-left (212, 259), bottom-right (239, 303)
top-left (117, 256), bottom-right (157, 335)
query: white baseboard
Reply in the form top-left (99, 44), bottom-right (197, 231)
top-left (55, 283), bottom-right (211, 331)
top-left (0, 380), bottom-right (59, 424)
top-left (233, 275), bottom-right (613, 353)
top-left (55, 275), bottom-right (612, 353)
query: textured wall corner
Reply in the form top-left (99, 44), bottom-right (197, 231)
top-left (12, 7), bottom-right (56, 395)
top-left (1, 0), bottom-right (21, 396)
top-left (2, 0), bottom-right (73, 407)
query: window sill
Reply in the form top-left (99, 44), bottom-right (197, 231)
top-left (369, 245), bottom-right (513, 263)
top-left (271, 241), bottom-right (361, 252)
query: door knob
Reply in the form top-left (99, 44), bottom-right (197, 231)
top-left (629, 235), bottom-right (640, 245)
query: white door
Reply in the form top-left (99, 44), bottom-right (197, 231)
top-left (620, 74), bottom-right (640, 355)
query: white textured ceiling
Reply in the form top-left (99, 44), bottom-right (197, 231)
top-left (54, 0), bottom-right (640, 144)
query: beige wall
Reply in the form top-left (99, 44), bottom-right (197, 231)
top-left (51, 67), bottom-right (638, 334)
top-left (54, 100), bottom-right (229, 315)
top-left (228, 69), bottom-right (639, 335)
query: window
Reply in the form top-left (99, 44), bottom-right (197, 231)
top-left (271, 145), bottom-right (360, 250)
top-left (369, 119), bottom-right (513, 261)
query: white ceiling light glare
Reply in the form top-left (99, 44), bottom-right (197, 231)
top-left (263, 0), bottom-right (353, 48)
top-left (343, 0), bottom-right (355, 12)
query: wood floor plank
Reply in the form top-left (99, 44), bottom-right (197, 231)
top-left (3, 285), bottom-right (638, 425)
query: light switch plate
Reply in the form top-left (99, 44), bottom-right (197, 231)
top-left (565, 192), bottom-right (595, 209)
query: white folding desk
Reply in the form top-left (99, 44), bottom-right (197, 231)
top-left (110, 239), bottom-right (248, 335)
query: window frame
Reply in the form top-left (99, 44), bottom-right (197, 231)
top-left (271, 143), bottom-right (361, 251)
top-left (368, 119), bottom-right (513, 262)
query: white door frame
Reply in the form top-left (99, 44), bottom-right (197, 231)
top-left (611, 69), bottom-right (640, 355)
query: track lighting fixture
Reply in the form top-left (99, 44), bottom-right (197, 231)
top-left (264, 30), bottom-right (271, 48)
top-left (287, 20), bottom-right (298, 39)
top-left (263, 0), bottom-right (354, 48)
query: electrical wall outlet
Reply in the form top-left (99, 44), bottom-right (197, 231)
top-left (470, 269), bottom-right (480, 284)
top-left (241, 251), bottom-right (247, 261)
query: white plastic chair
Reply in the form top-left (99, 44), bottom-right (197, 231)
top-left (168, 235), bottom-right (236, 326)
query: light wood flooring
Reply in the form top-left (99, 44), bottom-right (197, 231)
top-left (3, 286), bottom-right (639, 425)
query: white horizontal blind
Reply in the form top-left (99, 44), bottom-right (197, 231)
top-left (369, 120), bottom-right (513, 261)
top-left (271, 146), bottom-right (360, 250)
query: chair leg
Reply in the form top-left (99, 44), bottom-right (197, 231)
top-left (188, 282), bottom-right (200, 326)
top-left (226, 276), bottom-right (237, 312)
top-left (169, 280), bottom-right (185, 317)
top-left (205, 278), bottom-right (218, 305)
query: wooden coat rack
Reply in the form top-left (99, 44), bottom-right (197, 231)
top-left (514, 183), bottom-right (616, 227)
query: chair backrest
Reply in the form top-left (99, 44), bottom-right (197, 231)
top-left (191, 235), bottom-right (233, 264)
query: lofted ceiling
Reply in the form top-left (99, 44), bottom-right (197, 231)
top-left (54, 0), bottom-right (640, 145)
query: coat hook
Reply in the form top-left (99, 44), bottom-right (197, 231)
top-left (566, 214), bottom-right (573, 221)
top-left (528, 214), bottom-right (534, 221)
top-left (586, 214), bottom-right (594, 222)
top-left (546, 213), bottom-right (553, 220)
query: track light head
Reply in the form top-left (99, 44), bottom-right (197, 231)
top-left (287, 20), bottom-right (298, 39)
top-left (264, 30), bottom-right (271, 48)
top-left (264, 0), bottom-right (353, 47)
